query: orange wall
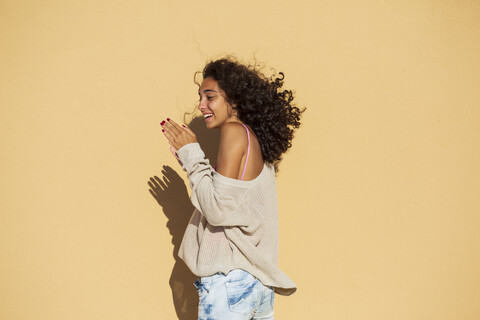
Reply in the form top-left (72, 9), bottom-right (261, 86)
top-left (1, 1), bottom-right (479, 319)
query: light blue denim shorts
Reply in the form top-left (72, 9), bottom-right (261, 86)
top-left (194, 269), bottom-right (275, 320)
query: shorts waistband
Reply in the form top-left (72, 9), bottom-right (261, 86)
top-left (197, 269), bottom-right (255, 285)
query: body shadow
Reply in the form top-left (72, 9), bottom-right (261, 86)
top-left (148, 116), bottom-right (219, 320)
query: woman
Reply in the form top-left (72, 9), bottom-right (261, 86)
top-left (161, 57), bottom-right (304, 320)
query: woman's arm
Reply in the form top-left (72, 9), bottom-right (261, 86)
top-left (162, 119), bottom-right (258, 227)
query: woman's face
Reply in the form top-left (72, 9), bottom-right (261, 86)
top-left (198, 77), bottom-right (237, 129)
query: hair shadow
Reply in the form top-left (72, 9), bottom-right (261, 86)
top-left (187, 116), bottom-right (220, 164)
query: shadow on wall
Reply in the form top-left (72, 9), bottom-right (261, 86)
top-left (148, 116), bottom-right (219, 320)
top-left (188, 116), bottom-right (220, 164)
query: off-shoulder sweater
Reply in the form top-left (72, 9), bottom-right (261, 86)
top-left (177, 142), bottom-right (296, 296)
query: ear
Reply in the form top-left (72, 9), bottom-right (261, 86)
top-left (227, 103), bottom-right (238, 117)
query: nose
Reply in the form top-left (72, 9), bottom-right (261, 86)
top-left (198, 98), bottom-right (207, 111)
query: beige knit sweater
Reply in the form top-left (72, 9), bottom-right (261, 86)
top-left (177, 142), bottom-right (296, 296)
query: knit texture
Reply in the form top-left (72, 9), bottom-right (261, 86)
top-left (177, 142), bottom-right (296, 296)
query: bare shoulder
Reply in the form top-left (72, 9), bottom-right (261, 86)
top-left (215, 123), bottom-right (249, 179)
top-left (220, 122), bottom-right (248, 136)
top-left (219, 122), bottom-right (248, 148)
top-left (216, 122), bottom-right (263, 180)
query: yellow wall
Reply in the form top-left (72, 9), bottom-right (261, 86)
top-left (1, 1), bottom-right (479, 319)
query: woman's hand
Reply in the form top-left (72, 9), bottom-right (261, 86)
top-left (161, 118), bottom-right (197, 163)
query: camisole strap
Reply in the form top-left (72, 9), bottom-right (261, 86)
top-left (240, 123), bottom-right (251, 181)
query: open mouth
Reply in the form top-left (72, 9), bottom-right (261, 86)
top-left (204, 113), bottom-right (213, 120)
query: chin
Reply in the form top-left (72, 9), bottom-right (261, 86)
top-left (205, 121), bottom-right (219, 129)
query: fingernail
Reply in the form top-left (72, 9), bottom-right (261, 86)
top-left (182, 124), bottom-right (186, 128)
top-left (162, 129), bottom-right (165, 132)
top-left (167, 118), bottom-right (171, 121)
top-left (161, 121), bottom-right (165, 126)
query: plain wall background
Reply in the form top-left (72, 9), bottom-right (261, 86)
top-left (1, 0), bottom-right (479, 319)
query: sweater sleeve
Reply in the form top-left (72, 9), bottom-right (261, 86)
top-left (176, 142), bottom-right (259, 227)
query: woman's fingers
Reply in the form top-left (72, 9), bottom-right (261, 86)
top-left (163, 128), bottom-right (184, 150)
top-left (170, 147), bottom-right (183, 166)
top-left (165, 119), bottom-right (183, 132)
top-left (163, 119), bottom-right (181, 136)
top-left (166, 119), bottom-right (196, 138)
top-left (162, 127), bottom-right (178, 149)
top-left (168, 140), bottom-right (177, 152)
top-left (169, 147), bottom-right (179, 159)
top-left (161, 118), bottom-right (197, 149)
top-left (181, 124), bottom-right (196, 137)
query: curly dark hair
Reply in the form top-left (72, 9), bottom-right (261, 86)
top-left (201, 57), bottom-right (305, 167)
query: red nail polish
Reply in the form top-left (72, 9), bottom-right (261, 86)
top-left (167, 118), bottom-right (171, 121)
top-left (182, 124), bottom-right (186, 128)
top-left (161, 121), bottom-right (165, 126)
top-left (162, 129), bottom-right (165, 132)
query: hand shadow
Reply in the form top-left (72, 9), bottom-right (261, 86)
top-left (148, 116), bottom-right (220, 320)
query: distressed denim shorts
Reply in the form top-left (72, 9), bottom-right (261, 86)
top-left (194, 269), bottom-right (275, 320)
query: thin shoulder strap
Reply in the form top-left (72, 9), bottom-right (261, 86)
top-left (240, 123), bottom-right (251, 181)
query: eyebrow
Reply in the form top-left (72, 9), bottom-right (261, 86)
top-left (199, 89), bottom-right (218, 94)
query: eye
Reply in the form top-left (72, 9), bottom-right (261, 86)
top-left (207, 96), bottom-right (215, 101)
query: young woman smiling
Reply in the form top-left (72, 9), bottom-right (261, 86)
top-left (161, 57), bottom-right (304, 320)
